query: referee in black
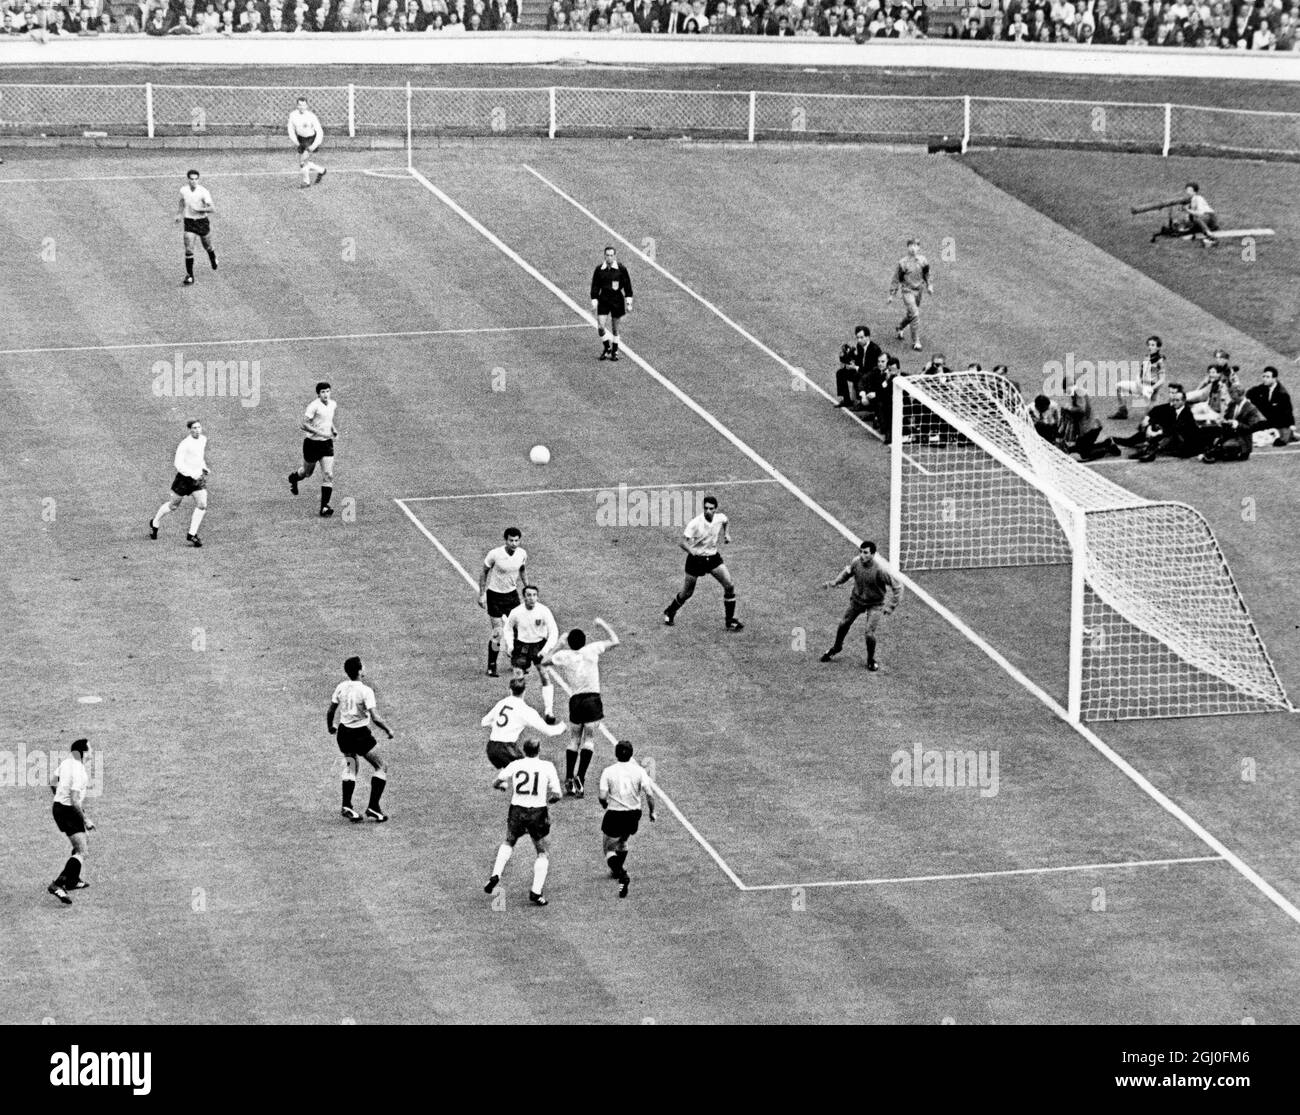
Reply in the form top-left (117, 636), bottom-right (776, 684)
top-left (590, 246), bottom-right (634, 362)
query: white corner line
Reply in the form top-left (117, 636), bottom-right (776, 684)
top-left (520, 162), bottom-right (884, 443)
top-left (738, 855), bottom-right (1227, 892)
top-left (405, 164), bottom-right (1300, 929)
top-left (392, 495), bottom-right (747, 891)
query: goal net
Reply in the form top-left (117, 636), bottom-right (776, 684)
top-left (889, 371), bottom-right (1292, 721)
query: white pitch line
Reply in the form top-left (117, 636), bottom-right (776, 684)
top-left (407, 163), bottom-right (1300, 930)
top-left (521, 162), bottom-right (885, 443)
top-left (400, 478), bottom-right (779, 503)
top-left (739, 855), bottom-right (1227, 892)
top-left (0, 323), bottom-right (589, 359)
top-left (899, 449), bottom-right (935, 477)
top-left (393, 495), bottom-right (747, 891)
top-left (0, 166), bottom-right (410, 186)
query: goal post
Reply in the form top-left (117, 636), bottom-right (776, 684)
top-left (890, 371), bottom-right (1293, 722)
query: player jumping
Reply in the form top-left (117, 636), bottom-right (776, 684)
top-left (175, 169), bottom-right (217, 286)
top-left (542, 619), bottom-right (619, 798)
top-left (662, 495), bottom-right (744, 631)
top-left (288, 96), bottom-right (326, 188)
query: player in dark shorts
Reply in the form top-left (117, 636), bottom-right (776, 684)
top-left (488, 738), bottom-right (524, 771)
top-left (327, 656), bottom-right (395, 823)
top-left (487, 739), bottom-right (563, 906)
top-left (590, 245), bottom-right (634, 362)
top-left (685, 552), bottom-right (724, 577)
top-left (568, 690), bottom-right (605, 727)
top-left (171, 472), bottom-right (206, 498)
top-left (175, 169), bottom-right (218, 286)
top-left (510, 638), bottom-right (546, 675)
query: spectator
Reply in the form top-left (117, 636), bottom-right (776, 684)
top-left (1058, 384), bottom-right (1122, 460)
top-left (1186, 363), bottom-right (1229, 423)
top-left (1246, 366), bottom-right (1295, 445)
top-left (1031, 394), bottom-right (1062, 441)
top-left (1200, 381), bottom-right (1267, 461)
top-left (877, 355), bottom-right (903, 443)
top-left (1123, 384), bottom-right (1203, 461)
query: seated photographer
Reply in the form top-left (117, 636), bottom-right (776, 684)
top-left (877, 354), bottom-right (902, 444)
top-left (833, 325), bottom-right (883, 408)
top-left (1057, 383), bottom-right (1120, 461)
top-left (1118, 383), bottom-right (1201, 462)
top-left (1246, 366), bottom-right (1295, 447)
top-left (920, 352), bottom-right (946, 376)
top-left (858, 350), bottom-right (891, 430)
top-left (1186, 364), bottom-right (1229, 424)
top-left (1199, 382), bottom-right (1266, 463)
top-left (1030, 394), bottom-right (1061, 442)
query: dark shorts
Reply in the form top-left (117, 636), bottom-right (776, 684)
top-left (337, 723), bottom-right (377, 757)
top-left (487, 739), bottom-right (523, 770)
top-left (568, 692), bottom-right (604, 726)
top-left (53, 802), bottom-right (85, 836)
top-left (183, 217), bottom-right (210, 238)
top-left (601, 808), bottom-right (642, 840)
top-left (685, 552), bottom-right (724, 577)
top-left (596, 296), bottom-right (625, 318)
top-left (510, 640), bottom-right (545, 672)
top-left (845, 600), bottom-right (886, 634)
top-left (296, 134), bottom-right (317, 154)
top-left (170, 472), bottom-right (206, 497)
top-left (506, 804), bottom-right (550, 843)
top-left (303, 437), bottom-right (334, 463)
top-left (486, 589), bottom-right (520, 619)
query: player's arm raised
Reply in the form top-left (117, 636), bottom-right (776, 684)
top-left (594, 618), bottom-right (619, 648)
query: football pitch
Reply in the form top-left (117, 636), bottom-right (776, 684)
top-left (2, 140), bottom-right (1298, 1025)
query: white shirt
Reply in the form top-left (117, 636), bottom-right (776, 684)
top-left (288, 107), bottom-right (323, 143)
top-left (503, 601), bottom-right (558, 653)
top-left (598, 758), bottom-right (652, 812)
top-left (483, 545), bottom-right (527, 595)
top-left (683, 511), bottom-right (726, 556)
top-left (482, 696), bottom-right (564, 743)
top-left (52, 756), bottom-right (88, 807)
top-left (499, 756), bottom-right (562, 808)
top-left (331, 679), bottom-right (376, 728)
top-left (1187, 193), bottom-right (1214, 216)
top-left (179, 184), bottom-right (214, 220)
top-left (546, 641), bottom-right (610, 695)
top-left (174, 433), bottom-right (207, 479)
top-left (304, 397), bottom-right (337, 440)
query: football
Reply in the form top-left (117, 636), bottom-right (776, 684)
top-left (529, 445), bottom-right (551, 465)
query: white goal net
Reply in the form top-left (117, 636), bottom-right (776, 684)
top-left (889, 371), bottom-right (1292, 721)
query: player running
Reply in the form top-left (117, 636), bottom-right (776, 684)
top-left (501, 585), bottom-right (560, 723)
top-left (327, 656), bottom-right (394, 822)
top-left (288, 96), bottom-right (326, 188)
top-left (478, 528), bottom-right (527, 678)
top-left (662, 495), bottom-right (744, 631)
top-left (542, 619), bottom-right (619, 798)
top-left (149, 418), bottom-right (210, 547)
top-left (590, 245), bottom-right (634, 362)
top-left (175, 169), bottom-right (218, 286)
top-left (481, 677), bottom-right (566, 770)
top-left (819, 540), bottom-right (904, 672)
top-left (888, 237), bottom-right (933, 352)
top-left (597, 740), bottom-right (656, 899)
top-left (47, 739), bottom-right (95, 905)
top-left (288, 381), bottom-right (338, 517)
top-left (486, 739), bottom-right (563, 907)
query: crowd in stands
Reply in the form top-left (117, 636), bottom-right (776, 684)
top-left (2, 0), bottom-right (1295, 39)
top-left (835, 329), bottom-right (1297, 464)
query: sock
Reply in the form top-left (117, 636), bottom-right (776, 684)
top-left (320, 485), bottom-right (333, 510)
top-left (542, 683), bottom-right (555, 716)
top-left (565, 749), bottom-right (577, 781)
top-left (207, 248), bottom-right (217, 267)
top-left (189, 507), bottom-right (205, 535)
top-left (64, 855), bottom-right (82, 887)
top-left (185, 253), bottom-right (194, 277)
top-left (532, 853), bottom-right (549, 894)
top-left (576, 747), bottom-right (593, 782)
top-left (368, 773), bottom-right (386, 810)
top-left (611, 340), bottom-right (619, 354)
top-left (302, 164), bottom-right (311, 184)
top-left (152, 502), bottom-right (172, 528)
top-left (492, 843), bottom-right (512, 878)
top-left (488, 640), bottom-right (498, 671)
top-left (342, 777), bottom-right (355, 808)
top-left (665, 593), bottom-right (684, 617)
top-left (598, 328), bottom-right (608, 346)
top-left (866, 636), bottom-right (877, 665)
top-left (609, 850), bottom-right (627, 876)
top-left (724, 591), bottom-right (736, 624)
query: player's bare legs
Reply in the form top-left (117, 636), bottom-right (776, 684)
top-left (710, 563), bottom-right (743, 631)
top-left (151, 487), bottom-right (207, 547)
top-left (662, 573), bottom-right (698, 625)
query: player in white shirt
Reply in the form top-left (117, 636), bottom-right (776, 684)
top-left (662, 494), bottom-right (744, 631)
top-left (481, 676), bottom-right (566, 769)
top-left (501, 585), bottom-right (560, 721)
top-left (542, 618), bottom-right (619, 798)
top-left (47, 738), bottom-right (95, 904)
top-left (288, 96), bottom-right (326, 188)
top-left (486, 739), bottom-right (562, 906)
top-left (478, 527), bottom-right (528, 678)
top-left (327, 655), bottom-right (395, 822)
top-left (149, 418), bottom-right (210, 547)
top-left (175, 168), bottom-right (218, 287)
top-left (598, 740), bottom-right (656, 898)
top-left (288, 381), bottom-right (339, 517)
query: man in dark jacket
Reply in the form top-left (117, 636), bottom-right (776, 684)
top-left (1201, 383), bottom-right (1266, 463)
top-left (1245, 366), bottom-right (1294, 447)
top-left (1127, 384), bottom-right (1202, 462)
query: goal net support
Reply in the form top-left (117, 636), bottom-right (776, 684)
top-left (888, 371), bottom-right (1293, 722)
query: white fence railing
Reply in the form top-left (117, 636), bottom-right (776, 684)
top-left (1, 83), bottom-right (1298, 156)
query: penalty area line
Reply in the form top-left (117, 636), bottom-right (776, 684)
top-left (391, 495), bottom-right (747, 891)
top-left (740, 855), bottom-right (1227, 892)
top-left (399, 478), bottom-right (779, 503)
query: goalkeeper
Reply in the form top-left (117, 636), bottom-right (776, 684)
top-left (819, 540), bottom-right (904, 672)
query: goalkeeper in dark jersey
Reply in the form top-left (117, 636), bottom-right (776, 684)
top-left (819, 540), bottom-right (904, 672)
